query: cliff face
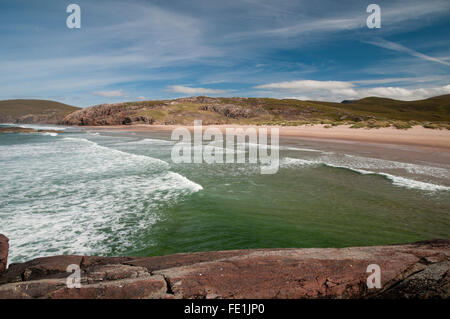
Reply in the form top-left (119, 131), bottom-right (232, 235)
top-left (0, 235), bottom-right (448, 299)
top-left (62, 102), bottom-right (155, 126)
top-left (61, 97), bottom-right (269, 126)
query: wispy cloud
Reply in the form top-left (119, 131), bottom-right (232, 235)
top-left (91, 89), bottom-right (126, 98)
top-left (366, 38), bottom-right (450, 66)
top-left (255, 80), bottom-right (358, 97)
top-left (167, 85), bottom-right (228, 95)
top-left (255, 80), bottom-right (354, 91)
top-left (226, 0), bottom-right (450, 41)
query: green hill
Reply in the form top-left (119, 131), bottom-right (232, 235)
top-left (62, 94), bottom-right (450, 129)
top-left (0, 99), bottom-right (80, 124)
top-left (329, 95), bottom-right (450, 122)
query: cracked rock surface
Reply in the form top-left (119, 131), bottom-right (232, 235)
top-left (0, 235), bottom-right (448, 299)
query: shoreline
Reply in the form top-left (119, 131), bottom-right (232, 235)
top-left (81, 124), bottom-right (450, 150)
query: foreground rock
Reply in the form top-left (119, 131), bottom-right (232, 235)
top-left (0, 235), bottom-right (8, 273)
top-left (0, 235), bottom-right (448, 299)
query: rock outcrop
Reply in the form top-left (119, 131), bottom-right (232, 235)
top-left (0, 235), bottom-right (8, 273)
top-left (0, 236), bottom-right (448, 299)
top-left (0, 127), bottom-right (64, 134)
top-left (61, 97), bottom-right (282, 126)
top-left (199, 104), bottom-right (267, 119)
top-left (61, 102), bottom-right (153, 126)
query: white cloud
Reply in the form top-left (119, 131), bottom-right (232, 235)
top-left (91, 89), bottom-right (126, 98)
top-left (255, 80), bottom-right (353, 91)
top-left (255, 80), bottom-right (358, 97)
top-left (254, 80), bottom-right (450, 101)
top-left (361, 85), bottom-right (450, 100)
top-left (366, 38), bottom-right (450, 66)
top-left (167, 85), bottom-right (227, 95)
top-left (136, 96), bottom-right (147, 100)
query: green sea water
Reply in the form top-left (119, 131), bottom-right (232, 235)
top-left (0, 124), bottom-right (449, 263)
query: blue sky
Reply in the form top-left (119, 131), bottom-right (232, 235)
top-left (0, 0), bottom-right (449, 107)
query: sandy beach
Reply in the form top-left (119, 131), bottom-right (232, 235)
top-left (83, 124), bottom-right (450, 149)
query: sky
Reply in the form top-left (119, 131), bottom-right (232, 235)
top-left (0, 0), bottom-right (449, 107)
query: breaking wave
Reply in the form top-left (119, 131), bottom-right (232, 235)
top-left (0, 136), bottom-right (202, 263)
top-left (281, 157), bottom-right (450, 192)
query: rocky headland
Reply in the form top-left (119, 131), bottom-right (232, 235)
top-left (60, 95), bottom-right (450, 129)
top-left (0, 235), bottom-right (448, 299)
top-left (2, 95), bottom-right (450, 129)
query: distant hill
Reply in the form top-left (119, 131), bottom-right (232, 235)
top-left (0, 99), bottom-right (80, 124)
top-left (62, 95), bottom-right (450, 129)
top-left (331, 94), bottom-right (450, 122)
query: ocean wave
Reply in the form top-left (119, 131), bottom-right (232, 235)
top-left (340, 154), bottom-right (449, 179)
top-left (284, 146), bottom-right (323, 152)
top-left (240, 142), bottom-right (322, 153)
top-left (63, 137), bottom-right (170, 169)
top-left (128, 138), bottom-right (175, 145)
top-left (0, 136), bottom-right (203, 263)
top-left (15, 124), bottom-right (69, 131)
top-left (39, 132), bottom-right (58, 137)
top-left (281, 157), bottom-right (450, 192)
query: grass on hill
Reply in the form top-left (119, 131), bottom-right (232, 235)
top-left (0, 99), bottom-right (80, 122)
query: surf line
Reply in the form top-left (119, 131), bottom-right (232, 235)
top-left (171, 120), bottom-right (280, 174)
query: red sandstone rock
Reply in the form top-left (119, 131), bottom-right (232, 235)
top-left (61, 103), bottom-right (154, 126)
top-left (0, 235), bottom-right (8, 273)
top-left (0, 237), bottom-right (448, 299)
top-left (46, 276), bottom-right (169, 299)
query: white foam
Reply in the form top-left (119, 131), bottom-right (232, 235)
top-left (341, 154), bottom-right (449, 179)
top-left (0, 136), bottom-right (203, 263)
top-left (283, 146), bottom-right (322, 152)
top-left (40, 132), bottom-right (58, 137)
top-left (281, 157), bottom-right (450, 192)
top-left (129, 138), bottom-right (175, 145)
top-left (281, 157), bottom-right (318, 166)
top-left (241, 142), bottom-right (321, 153)
top-left (15, 124), bottom-right (69, 131)
top-left (378, 173), bottom-right (449, 191)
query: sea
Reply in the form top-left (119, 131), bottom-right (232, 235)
top-left (0, 123), bottom-right (449, 264)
